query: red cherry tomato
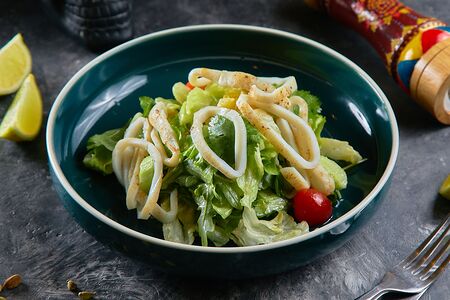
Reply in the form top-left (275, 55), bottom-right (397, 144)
top-left (293, 188), bottom-right (332, 226)
top-left (186, 82), bottom-right (205, 90)
top-left (186, 82), bottom-right (195, 90)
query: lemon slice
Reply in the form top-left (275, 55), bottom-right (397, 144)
top-left (439, 174), bottom-right (450, 200)
top-left (0, 74), bottom-right (42, 141)
top-left (0, 33), bottom-right (32, 95)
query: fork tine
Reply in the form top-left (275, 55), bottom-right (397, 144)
top-left (402, 213), bottom-right (450, 268)
top-left (408, 220), bottom-right (450, 272)
top-left (422, 252), bottom-right (450, 283)
top-left (417, 238), bottom-right (450, 276)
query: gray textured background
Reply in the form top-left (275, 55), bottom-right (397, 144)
top-left (0, 0), bottom-right (449, 299)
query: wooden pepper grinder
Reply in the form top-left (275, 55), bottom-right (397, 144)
top-left (305, 0), bottom-right (450, 124)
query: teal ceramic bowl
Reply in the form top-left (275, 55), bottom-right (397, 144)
top-left (47, 25), bottom-right (398, 278)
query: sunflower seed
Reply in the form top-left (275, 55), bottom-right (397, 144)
top-left (78, 291), bottom-right (95, 300)
top-left (67, 280), bottom-right (78, 292)
top-left (3, 274), bottom-right (21, 290)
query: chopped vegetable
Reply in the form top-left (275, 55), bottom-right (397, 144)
top-left (83, 127), bottom-right (125, 175)
top-left (439, 174), bottom-right (450, 200)
top-left (320, 137), bottom-right (363, 164)
top-left (293, 188), bottom-right (332, 226)
top-left (139, 156), bottom-right (155, 193)
top-left (320, 156), bottom-right (347, 190)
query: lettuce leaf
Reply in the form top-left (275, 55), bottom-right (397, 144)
top-left (231, 207), bottom-right (309, 246)
top-left (237, 143), bottom-right (264, 207)
top-left (293, 90), bottom-right (326, 137)
top-left (162, 190), bottom-right (197, 244)
top-left (172, 82), bottom-right (190, 103)
top-left (180, 87), bottom-right (214, 125)
top-left (193, 183), bottom-right (217, 246)
top-left (215, 175), bottom-right (243, 209)
top-left (161, 164), bottom-right (184, 190)
top-left (83, 127), bottom-right (125, 175)
top-left (260, 142), bottom-right (279, 175)
top-left (204, 115), bottom-right (236, 167)
top-left (205, 83), bottom-right (242, 102)
top-left (253, 191), bottom-right (288, 218)
top-left (320, 156), bottom-right (347, 190)
top-left (139, 96), bottom-right (155, 117)
top-left (212, 195), bottom-right (233, 220)
top-left (139, 155), bottom-right (154, 193)
top-left (320, 137), bottom-right (363, 164)
top-left (183, 145), bottom-right (216, 184)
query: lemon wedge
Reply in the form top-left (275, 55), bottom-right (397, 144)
top-left (439, 174), bottom-right (450, 200)
top-left (0, 33), bottom-right (32, 95)
top-left (0, 74), bottom-right (42, 141)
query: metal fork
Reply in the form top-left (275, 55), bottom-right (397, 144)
top-left (359, 213), bottom-right (450, 300)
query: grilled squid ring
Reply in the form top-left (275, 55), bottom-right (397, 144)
top-left (237, 94), bottom-right (320, 170)
top-left (276, 118), bottom-right (311, 191)
top-left (289, 95), bottom-right (308, 121)
top-left (148, 102), bottom-right (181, 167)
top-left (188, 68), bottom-right (258, 91)
top-left (306, 165), bottom-right (335, 196)
top-left (117, 116), bottom-right (153, 208)
top-left (280, 167), bottom-right (310, 191)
top-left (152, 189), bottom-right (179, 224)
top-left (191, 106), bottom-right (247, 179)
top-left (112, 138), bottom-right (163, 220)
top-left (248, 76), bottom-right (297, 108)
top-left (188, 68), bottom-right (297, 94)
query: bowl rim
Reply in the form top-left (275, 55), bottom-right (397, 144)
top-left (46, 24), bottom-right (399, 253)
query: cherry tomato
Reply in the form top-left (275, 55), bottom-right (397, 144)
top-left (186, 82), bottom-right (205, 90)
top-left (186, 82), bottom-right (195, 90)
top-left (293, 188), bottom-right (332, 226)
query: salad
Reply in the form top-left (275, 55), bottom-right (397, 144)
top-left (83, 68), bottom-right (363, 247)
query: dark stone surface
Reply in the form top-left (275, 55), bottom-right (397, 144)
top-left (0, 0), bottom-right (449, 299)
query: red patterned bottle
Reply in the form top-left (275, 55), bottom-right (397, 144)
top-left (305, 0), bottom-right (450, 124)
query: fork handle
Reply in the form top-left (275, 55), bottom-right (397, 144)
top-left (358, 285), bottom-right (390, 300)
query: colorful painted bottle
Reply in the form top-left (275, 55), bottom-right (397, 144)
top-left (305, 0), bottom-right (450, 124)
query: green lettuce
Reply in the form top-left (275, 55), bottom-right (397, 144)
top-left (139, 156), bottom-right (155, 193)
top-left (162, 190), bottom-right (197, 244)
top-left (320, 156), bottom-right (347, 190)
top-left (161, 164), bottom-right (184, 190)
top-left (172, 82), bottom-right (190, 103)
top-left (253, 191), bottom-right (288, 218)
top-left (83, 127), bottom-right (125, 175)
top-left (183, 143), bottom-right (216, 184)
top-left (204, 83), bottom-right (226, 101)
top-left (139, 96), bottom-right (155, 117)
top-left (180, 87), bottom-right (214, 125)
top-left (204, 115), bottom-right (236, 167)
top-left (231, 207), bottom-right (309, 246)
top-left (320, 137), bottom-right (363, 164)
top-left (260, 142), bottom-right (279, 175)
top-left (237, 143), bottom-right (264, 207)
top-left (215, 175), bottom-right (243, 209)
top-left (193, 183), bottom-right (217, 246)
top-left (293, 90), bottom-right (326, 137)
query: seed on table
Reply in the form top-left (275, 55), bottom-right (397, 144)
top-left (78, 291), bottom-right (96, 300)
top-left (67, 280), bottom-right (78, 292)
top-left (3, 274), bottom-right (21, 290)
